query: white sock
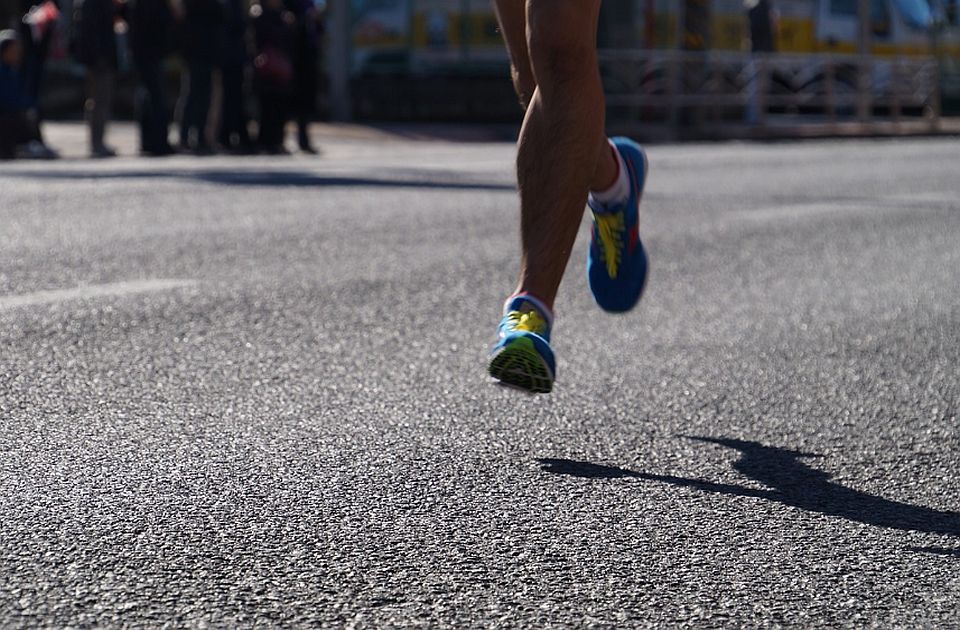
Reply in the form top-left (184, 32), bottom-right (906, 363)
top-left (588, 141), bottom-right (630, 209)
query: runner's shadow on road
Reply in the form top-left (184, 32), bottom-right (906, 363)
top-left (7, 169), bottom-right (516, 191)
top-left (538, 436), bottom-right (960, 548)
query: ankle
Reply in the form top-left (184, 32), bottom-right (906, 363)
top-left (593, 143), bottom-right (620, 191)
top-left (589, 140), bottom-right (629, 207)
top-left (505, 292), bottom-right (555, 329)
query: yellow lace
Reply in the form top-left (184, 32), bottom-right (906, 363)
top-left (594, 212), bottom-right (625, 278)
top-left (506, 309), bottom-right (548, 335)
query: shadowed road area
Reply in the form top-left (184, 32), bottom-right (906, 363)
top-left (1, 133), bottom-right (958, 626)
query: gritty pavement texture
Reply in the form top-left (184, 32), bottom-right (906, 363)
top-left (1, 127), bottom-right (959, 627)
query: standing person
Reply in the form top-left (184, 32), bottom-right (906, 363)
top-left (250, 0), bottom-right (293, 154)
top-left (0, 29), bottom-right (48, 159)
top-left (285, 0), bottom-right (321, 154)
top-left (217, 0), bottom-right (253, 153)
top-left (747, 0), bottom-right (777, 54)
top-left (129, 0), bottom-right (178, 155)
top-left (18, 0), bottom-right (59, 115)
top-left (486, 1), bottom-right (650, 394)
top-left (178, 0), bottom-right (222, 154)
top-left (19, 0), bottom-right (62, 157)
top-left (77, 0), bottom-right (125, 157)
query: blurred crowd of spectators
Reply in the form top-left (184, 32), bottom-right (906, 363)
top-left (1, 0), bottom-right (325, 160)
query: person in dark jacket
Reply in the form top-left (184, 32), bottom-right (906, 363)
top-left (18, 0), bottom-right (59, 113)
top-left (0, 32), bottom-right (26, 114)
top-left (250, 0), bottom-right (293, 153)
top-left (217, 0), bottom-right (253, 153)
top-left (178, 0), bottom-right (223, 153)
top-left (748, 0), bottom-right (777, 53)
top-left (129, 0), bottom-right (178, 155)
top-left (7, 6), bottom-right (59, 157)
top-left (285, 0), bottom-right (321, 154)
top-left (77, 0), bottom-right (125, 157)
top-left (0, 30), bottom-right (45, 159)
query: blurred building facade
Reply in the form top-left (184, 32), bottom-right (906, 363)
top-left (2, 0), bottom-right (959, 126)
top-left (343, 0), bottom-right (960, 129)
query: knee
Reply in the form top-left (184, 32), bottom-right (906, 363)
top-left (526, 0), bottom-right (599, 85)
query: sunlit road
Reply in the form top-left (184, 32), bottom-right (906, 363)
top-left (2, 129), bottom-right (959, 627)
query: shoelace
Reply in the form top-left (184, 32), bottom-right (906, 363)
top-left (594, 211), bottom-right (625, 278)
top-left (505, 309), bottom-right (548, 336)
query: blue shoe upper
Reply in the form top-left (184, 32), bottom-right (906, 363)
top-left (497, 295), bottom-right (552, 342)
top-left (587, 137), bottom-right (649, 313)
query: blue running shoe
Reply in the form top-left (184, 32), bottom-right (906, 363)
top-left (488, 296), bottom-right (556, 394)
top-left (587, 137), bottom-right (649, 313)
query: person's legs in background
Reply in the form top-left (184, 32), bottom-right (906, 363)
top-left (137, 55), bottom-right (172, 155)
top-left (193, 60), bottom-right (214, 152)
top-left (0, 112), bottom-right (41, 159)
top-left (296, 113), bottom-right (314, 154)
top-left (180, 59), bottom-right (213, 153)
top-left (19, 30), bottom-right (50, 114)
top-left (292, 63), bottom-right (318, 154)
top-left (0, 113), bottom-right (16, 159)
top-left (257, 89), bottom-right (289, 154)
top-left (86, 63), bottom-right (116, 157)
top-left (257, 92), bottom-right (277, 152)
top-left (219, 62), bottom-right (252, 152)
top-left (177, 65), bottom-right (192, 149)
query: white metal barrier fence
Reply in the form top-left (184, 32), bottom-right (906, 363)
top-left (599, 50), bottom-right (941, 137)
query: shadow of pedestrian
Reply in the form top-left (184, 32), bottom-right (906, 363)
top-left (538, 436), bottom-right (960, 550)
top-left (5, 169), bottom-right (516, 191)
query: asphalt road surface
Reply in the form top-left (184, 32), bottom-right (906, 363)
top-left (2, 129), bottom-right (959, 627)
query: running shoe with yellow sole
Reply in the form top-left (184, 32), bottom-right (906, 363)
top-left (488, 296), bottom-right (556, 394)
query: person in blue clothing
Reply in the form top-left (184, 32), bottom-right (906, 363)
top-left (0, 29), bottom-right (48, 159)
top-left (486, 1), bottom-right (651, 394)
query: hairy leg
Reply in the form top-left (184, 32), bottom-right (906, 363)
top-left (493, 0), bottom-right (617, 308)
top-left (492, 0), bottom-right (536, 109)
top-left (493, 0), bottom-right (616, 195)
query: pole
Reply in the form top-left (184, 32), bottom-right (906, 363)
top-left (857, 0), bottom-right (871, 122)
top-left (670, 0), bottom-right (685, 136)
top-left (326, 0), bottom-right (352, 121)
top-left (461, 0), bottom-right (470, 63)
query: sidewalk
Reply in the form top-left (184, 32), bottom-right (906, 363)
top-left (26, 117), bottom-right (960, 161)
top-left (31, 121), bottom-right (521, 160)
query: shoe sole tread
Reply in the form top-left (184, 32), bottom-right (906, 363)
top-left (488, 338), bottom-right (553, 394)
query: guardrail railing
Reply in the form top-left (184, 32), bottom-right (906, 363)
top-left (599, 49), bottom-right (941, 136)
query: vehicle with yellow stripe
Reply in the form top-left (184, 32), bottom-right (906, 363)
top-left (349, 0), bottom-right (960, 114)
top-left (680, 0), bottom-right (957, 56)
top-left (350, 0), bottom-right (958, 57)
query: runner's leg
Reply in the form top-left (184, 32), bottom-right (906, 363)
top-left (492, 0), bottom-right (535, 109)
top-left (493, 0), bottom-right (618, 309)
top-left (489, 0), bottom-right (626, 392)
